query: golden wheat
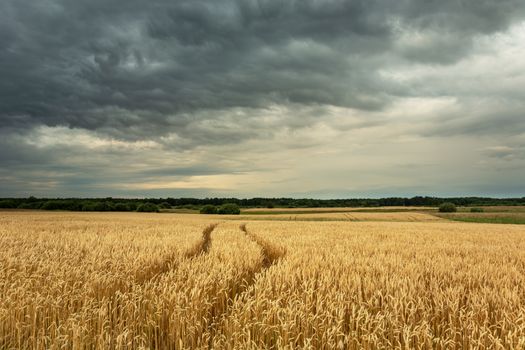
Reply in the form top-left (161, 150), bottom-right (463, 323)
top-left (214, 221), bottom-right (525, 349)
top-left (1, 212), bottom-right (525, 349)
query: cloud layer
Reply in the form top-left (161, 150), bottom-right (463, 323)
top-left (1, 0), bottom-right (525, 197)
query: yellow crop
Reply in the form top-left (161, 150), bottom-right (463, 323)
top-left (1, 212), bottom-right (525, 349)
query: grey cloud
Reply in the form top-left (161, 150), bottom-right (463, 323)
top-left (2, 0), bottom-right (525, 197)
top-left (484, 146), bottom-right (525, 160)
top-left (484, 146), bottom-right (515, 159)
top-left (2, 0), bottom-right (525, 142)
top-left (418, 103), bottom-right (525, 138)
top-left (0, 128), bottom-right (250, 197)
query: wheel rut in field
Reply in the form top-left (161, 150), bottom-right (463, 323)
top-left (99, 223), bottom-right (218, 299)
top-left (240, 223), bottom-right (286, 268)
top-left (206, 223), bottom-right (286, 348)
top-left (139, 223), bottom-right (218, 286)
top-left (138, 223), bottom-right (217, 283)
top-left (344, 213), bottom-right (357, 221)
top-left (183, 223), bottom-right (217, 258)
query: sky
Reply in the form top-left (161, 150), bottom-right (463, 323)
top-left (1, 0), bottom-right (525, 198)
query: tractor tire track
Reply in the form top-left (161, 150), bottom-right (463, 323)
top-left (206, 223), bottom-right (287, 347)
top-left (135, 223), bottom-right (218, 284)
top-left (56, 223), bottom-right (219, 342)
top-left (98, 223), bottom-right (218, 298)
top-left (183, 223), bottom-right (217, 259)
top-left (240, 223), bottom-right (286, 268)
top-left (139, 223), bottom-right (218, 285)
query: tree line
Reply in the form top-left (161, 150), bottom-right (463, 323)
top-left (0, 196), bottom-right (524, 212)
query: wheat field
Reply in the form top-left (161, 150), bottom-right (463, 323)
top-left (1, 212), bottom-right (525, 349)
top-left (224, 212), bottom-right (445, 222)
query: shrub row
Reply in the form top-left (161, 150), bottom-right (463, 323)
top-left (0, 199), bottom-right (160, 212)
top-left (200, 203), bottom-right (240, 215)
top-left (439, 202), bottom-right (457, 213)
top-left (2, 196), bottom-right (525, 211)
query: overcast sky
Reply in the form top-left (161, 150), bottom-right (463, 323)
top-left (1, 0), bottom-right (525, 198)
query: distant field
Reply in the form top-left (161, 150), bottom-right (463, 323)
top-left (239, 206), bottom-right (525, 224)
top-left (454, 206), bottom-right (525, 213)
top-left (2, 211), bottom-right (525, 349)
top-left (222, 211), bottom-right (444, 222)
top-left (241, 206), bottom-right (436, 215)
top-left (438, 212), bottom-right (525, 225)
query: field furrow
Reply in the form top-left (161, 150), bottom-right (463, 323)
top-left (240, 223), bottom-right (287, 267)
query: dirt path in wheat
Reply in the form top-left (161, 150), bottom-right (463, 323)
top-left (205, 223), bottom-right (286, 347)
top-left (99, 223), bottom-right (218, 299)
top-left (239, 223), bottom-right (286, 267)
top-left (133, 223), bottom-right (218, 284)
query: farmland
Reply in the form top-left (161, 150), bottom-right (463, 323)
top-left (1, 211), bottom-right (525, 349)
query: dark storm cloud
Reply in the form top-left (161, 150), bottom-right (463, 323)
top-left (2, 0), bottom-right (525, 142)
top-left (1, 0), bottom-right (525, 198)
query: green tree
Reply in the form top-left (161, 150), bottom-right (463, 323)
top-left (200, 205), bottom-right (217, 214)
top-left (439, 202), bottom-right (457, 213)
top-left (0, 200), bottom-right (17, 208)
top-left (159, 202), bottom-right (172, 209)
top-left (217, 203), bottom-right (240, 215)
top-left (114, 202), bottom-right (132, 211)
top-left (136, 202), bottom-right (159, 212)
